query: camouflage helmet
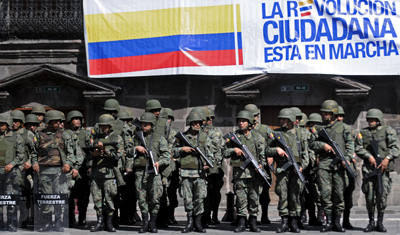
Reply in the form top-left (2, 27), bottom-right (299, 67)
top-left (139, 112), bottom-right (157, 126)
top-left (208, 108), bottom-right (215, 118)
top-left (299, 113), bottom-right (308, 127)
top-left (337, 106), bottom-right (345, 115)
top-left (159, 108), bottom-right (169, 119)
top-left (320, 100), bottom-right (339, 114)
top-left (0, 113), bottom-right (13, 127)
top-left (118, 110), bottom-right (132, 120)
top-left (236, 110), bottom-right (254, 125)
top-left (244, 104), bottom-right (259, 116)
top-left (186, 112), bottom-right (203, 126)
top-left (10, 110), bottom-right (25, 123)
top-left (59, 111), bottom-right (66, 122)
top-left (290, 107), bottom-right (303, 118)
top-left (98, 114), bottom-right (115, 126)
top-left (31, 104), bottom-right (46, 115)
top-left (67, 110), bottom-right (84, 123)
top-left (145, 99), bottom-right (162, 112)
top-left (103, 99), bottom-right (120, 112)
top-left (366, 108), bottom-right (384, 123)
top-left (191, 107), bottom-right (206, 121)
top-left (308, 113), bottom-right (323, 124)
top-left (165, 108), bottom-right (175, 121)
top-left (25, 114), bottom-right (40, 124)
top-left (45, 110), bottom-right (63, 124)
top-left (278, 108), bottom-right (296, 122)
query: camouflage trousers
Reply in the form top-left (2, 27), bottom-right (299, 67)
top-left (362, 170), bottom-right (392, 213)
top-left (91, 177), bottom-right (117, 215)
top-left (0, 167), bottom-right (22, 221)
top-left (181, 177), bottom-right (207, 216)
top-left (275, 170), bottom-right (304, 217)
top-left (134, 170), bottom-right (163, 214)
top-left (317, 168), bottom-right (345, 216)
top-left (234, 178), bottom-right (262, 217)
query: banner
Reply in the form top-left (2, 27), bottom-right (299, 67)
top-left (83, 0), bottom-right (400, 77)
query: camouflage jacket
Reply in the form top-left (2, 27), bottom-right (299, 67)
top-left (0, 130), bottom-right (26, 167)
top-left (203, 124), bottom-right (225, 173)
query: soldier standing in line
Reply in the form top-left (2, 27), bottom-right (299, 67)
top-left (65, 110), bottom-right (91, 227)
top-left (0, 114), bottom-right (26, 232)
top-left (145, 99), bottom-right (168, 138)
top-left (336, 106), bottom-right (357, 229)
top-left (31, 104), bottom-right (47, 131)
top-left (173, 112), bottom-right (212, 233)
top-left (243, 104), bottom-right (274, 225)
top-left (224, 110), bottom-right (265, 233)
top-left (309, 100), bottom-right (354, 233)
top-left (126, 112), bottom-right (170, 233)
top-left (266, 108), bottom-right (309, 233)
top-left (31, 110), bottom-right (76, 232)
top-left (89, 114), bottom-right (124, 233)
top-left (355, 109), bottom-right (400, 232)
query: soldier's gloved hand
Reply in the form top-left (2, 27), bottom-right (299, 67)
top-left (135, 146), bottom-right (148, 154)
top-left (368, 155), bottom-right (377, 168)
top-left (33, 163), bottom-right (40, 172)
top-left (62, 163), bottom-right (71, 173)
top-left (4, 164), bottom-right (13, 173)
top-left (234, 147), bottom-right (244, 156)
top-left (276, 147), bottom-right (288, 158)
top-left (71, 168), bottom-right (79, 178)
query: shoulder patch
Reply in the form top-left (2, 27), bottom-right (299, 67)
top-left (358, 133), bottom-right (362, 139)
top-left (312, 127), bottom-right (317, 133)
top-left (91, 129), bottom-right (95, 134)
top-left (269, 133), bottom-right (274, 139)
top-left (33, 136), bottom-right (37, 143)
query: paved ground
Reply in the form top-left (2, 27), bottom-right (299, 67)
top-left (13, 206), bottom-right (400, 234)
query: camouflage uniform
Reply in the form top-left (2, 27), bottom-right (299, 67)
top-left (356, 124), bottom-right (400, 231)
top-left (0, 130), bottom-right (25, 232)
top-left (266, 127), bottom-right (309, 218)
top-left (309, 120), bottom-right (354, 230)
top-left (224, 130), bottom-right (266, 217)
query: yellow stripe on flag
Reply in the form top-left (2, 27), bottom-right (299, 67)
top-left (299, 0), bottom-right (314, 6)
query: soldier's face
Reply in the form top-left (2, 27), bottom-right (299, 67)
top-left (207, 118), bottom-right (212, 125)
top-left (337, 115), bottom-right (344, 122)
top-left (237, 118), bottom-right (249, 130)
top-left (26, 123), bottom-right (38, 132)
top-left (367, 118), bottom-right (379, 128)
top-left (279, 118), bottom-right (291, 128)
top-left (49, 120), bottom-right (61, 130)
top-left (12, 120), bottom-right (22, 130)
top-left (190, 121), bottom-right (202, 131)
top-left (254, 115), bottom-right (259, 123)
top-left (151, 109), bottom-right (161, 117)
top-left (36, 114), bottom-right (45, 122)
top-left (322, 112), bottom-right (334, 123)
top-left (71, 118), bottom-right (81, 128)
top-left (100, 124), bottom-right (111, 133)
top-left (141, 122), bottom-right (152, 133)
top-left (0, 123), bottom-right (7, 132)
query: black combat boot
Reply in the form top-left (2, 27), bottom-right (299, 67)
top-left (201, 211), bottom-right (211, 227)
top-left (182, 215), bottom-right (193, 233)
top-left (234, 216), bottom-right (246, 233)
top-left (276, 216), bottom-right (289, 233)
top-left (149, 213), bottom-right (158, 233)
top-left (317, 206), bottom-right (325, 224)
top-left (261, 209), bottom-right (271, 224)
top-left (376, 212), bottom-right (387, 232)
top-left (308, 210), bottom-right (321, 226)
top-left (320, 213), bottom-right (332, 232)
top-left (248, 215), bottom-right (260, 233)
top-left (194, 214), bottom-right (206, 233)
top-left (54, 213), bottom-right (64, 232)
top-left (169, 207), bottom-right (177, 225)
top-left (38, 213), bottom-right (53, 232)
top-left (78, 207), bottom-right (88, 227)
top-left (297, 215), bottom-right (305, 229)
top-left (139, 213), bottom-right (148, 233)
top-left (333, 214), bottom-right (345, 232)
top-left (364, 212), bottom-right (375, 232)
top-left (342, 210), bottom-right (353, 229)
top-left (212, 209), bottom-right (220, 224)
top-left (106, 213), bottom-right (116, 232)
top-left (90, 214), bottom-right (104, 232)
top-left (289, 217), bottom-right (300, 233)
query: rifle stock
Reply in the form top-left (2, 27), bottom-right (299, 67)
top-left (174, 132), bottom-right (214, 168)
top-left (136, 131), bottom-right (158, 175)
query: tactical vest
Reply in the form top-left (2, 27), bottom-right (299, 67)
top-left (134, 132), bottom-right (162, 167)
top-left (77, 129), bottom-right (89, 148)
top-left (38, 130), bottom-right (65, 166)
top-left (230, 131), bottom-right (259, 167)
top-left (113, 119), bottom-right (124, 136)
top-left (322, 121), bottom-right (346, 159)
top-left (154, 117), bottom-right (168, 137)
top-left (0, 132), bottom-right (17, 167)
top-left (92, 132), bottom-right (119, 168)
top-left (180, 131), bottom-right (208, 169)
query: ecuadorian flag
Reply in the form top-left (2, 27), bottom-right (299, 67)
top-left (84, 0), bottom-right (243, 77)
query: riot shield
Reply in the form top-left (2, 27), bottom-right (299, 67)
top-left (18, 168), bottom-right (33, 229)
top-left (34, 166), bottom-right (69, 232)
top-left (0, 167), bottom-right (21, 232)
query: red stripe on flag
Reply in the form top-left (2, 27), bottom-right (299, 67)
top-left (301, 12), bottom-right (311, 17)
top-left (89, 49), bottom-right (243, 75)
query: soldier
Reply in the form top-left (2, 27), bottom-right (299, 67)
top-left (309, 100), bottom-right (354, 233)
top-left (173, 112), bottom-right (212, 233)
top-left (299, 113), bottom-right (308, 128)
top-left (89, 114), bottom-right (124, 232)
top-left (145, 99), bottom-right (168, 138)
top-left (0, 114), bottom-right (25, 232)
top-left (31, 104), bottom-right (46, 131)
top-left (65, 110), bottom-right (91, 227)
top-left (224, 110), bottom-right (266, 233)
top-left (356, 108), bottom-right (400, 232)
top-left (266, 108), bottom-right (309, 233)
top-left (337, 106), bottom-right (357, 229)
top-left (202, 107), bottom-right (225, 227)
top-left (31, 110), bottom-right (75, 232)
top-left (244, 104), bottom-right (274, 225)
top-left (126, 112), bottom-right (170, 233)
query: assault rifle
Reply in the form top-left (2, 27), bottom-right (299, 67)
top-left (136, 131), bottom-right (158, 175)
top-left (175, 131), bottom-right (214, 168)
top-left (81, 142), bottom-right (118, 155)
top-left (318, 128), bottom-right (359, 184)
top-left (223, 132), bottom-right (271, 187)
top-left (132, 118), bottom-right (142, 130)
top-left (274, 132), bottom-right (308, 193)
top-left (365, 139), bottom-right (384, 207)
